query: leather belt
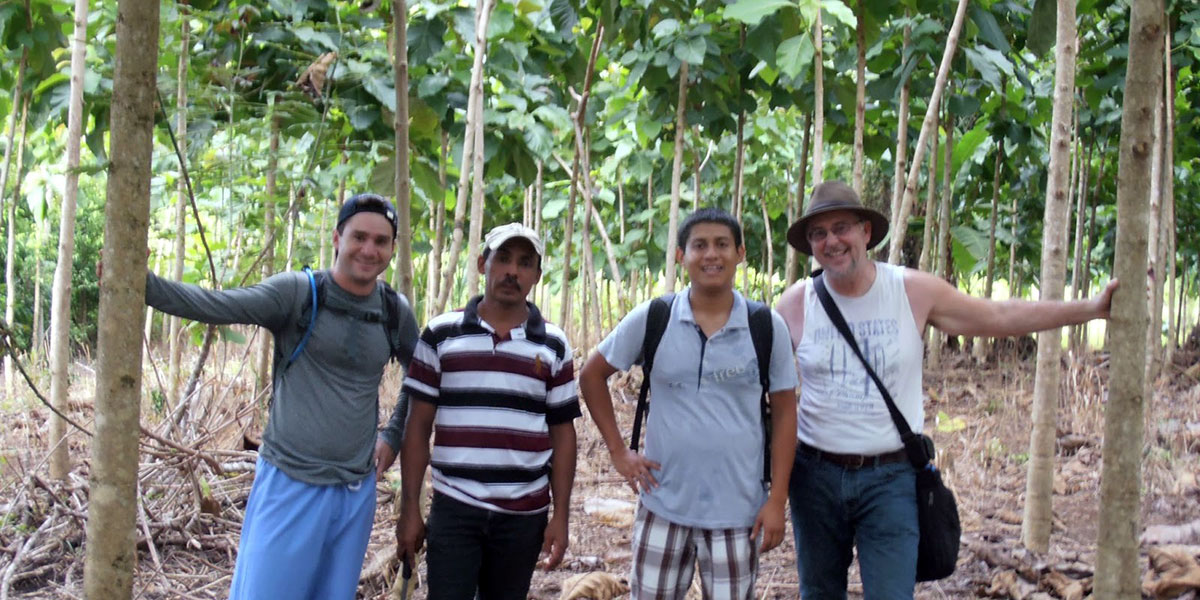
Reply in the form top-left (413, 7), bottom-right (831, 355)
top-left (798, 442), bottom-right (908, 470)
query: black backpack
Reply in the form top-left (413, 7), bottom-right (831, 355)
top-left (281, 266), bottom-right (408, 372)
top-left (629, 293), bottom-right (776, 483)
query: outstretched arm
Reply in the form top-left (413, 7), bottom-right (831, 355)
top-left (577, 352), bottom-right (662, 493)
top-left (908, 269), bottom-right (1117, 337)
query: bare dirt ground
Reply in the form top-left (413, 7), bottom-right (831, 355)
top-left (1, 343), bottom-right (1199, 599)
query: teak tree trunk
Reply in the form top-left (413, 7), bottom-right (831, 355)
top-left (393, 0), bottom-right (414, 302)
top-left (888, 0), bottom-right (970, 264)
top-left (663, 61), bottom-right (689, 293)
top-left (169, 11), bottom-right (190, 408)
top-left (83, 0), bottom-right (160, 597)
top-left (49, 0), bottom-right (90, 480)
top-left (852, 0), bottom-right (866, 194)
top-left (1095, 1), bottom-right (1162, 596)
top-left (811, 11), bottom-right (824, 187)
top-left (1022, 0), bottom-right (1077, 553)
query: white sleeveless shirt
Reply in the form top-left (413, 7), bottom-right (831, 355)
top-left (795, 262), bottom-right (924, 454)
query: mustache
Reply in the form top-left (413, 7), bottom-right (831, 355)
top-left (499, 276), bottom-right (520, 287)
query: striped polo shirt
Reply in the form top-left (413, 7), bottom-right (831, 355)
top-left (403, 296), bottom-right (580, 514)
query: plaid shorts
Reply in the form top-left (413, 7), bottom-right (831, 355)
top-left (629, 504), bottom-right (759, 600)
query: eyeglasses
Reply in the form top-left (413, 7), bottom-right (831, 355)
top-left (806, 219), bottom-right (864, 243)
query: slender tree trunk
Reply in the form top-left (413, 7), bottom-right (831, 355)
top-left (169, 12), bottom-right (189, 407)
top-left (935, 111), bottom-right (954, 281)
top-left (557, 26), bottom-right (603, 330)
top-left (812, 12), bottom-right (824, 187)
top-left (254, 117), bottom-right (280, 401)
top-left (427, 131), bottom-right (447, 319)
top-left (918, 108), bottom-right (940, 273)
top-left (1094, 2), bottom-right (1161, 595)
top-left (393, 0), bottom-right (413, 301)
top-left (733, 112), bottom-right (746, 222)
top-left (888, 0), bottom-right (971, 264)
top-left (0, 49), bottom-right (25, 230)
top-left (890, 20), bottom-right (912, 223)
top-left (1009, 182), bottom-right (1019, 294)
top-left (788, 113), bottom-right (812, 285)
top-left (1069, 141), bottom-right (1092, 350)
top-left (1022, 0), bottom-right (1077, 554)
top-left (4, 93), bottom-right (29, 400)
top-left (83, 1), bottom-right (159, 596)
top-left (32, 215), bottom-right (46, 362)
top-left (0, 46), bottom-right (25, 402)
top-left (1144, 78), bottom-right (1164, 382)
top-left (438, 0), bottom-right (492, 310)
top-left (664, 61), bottom-right (689, 292)
top-left (462, 0), bottom-right (495, 299)
top-left (285, 186), bottom-right (299, 267)
top-left (49, 0), bottom-right (89, 480)
top-left (974, 139), bottom-right (1004, 361)
top-left (691, 127), bottom-right (701, 210)
top-left (1079, 156), bottom-right (1104, 346)
top-left (760, 200), bottom-right (774, 299)
top-left (852, 0), bottom-right (867, 194)
top-left (533, 160), bottom-right (544, 309)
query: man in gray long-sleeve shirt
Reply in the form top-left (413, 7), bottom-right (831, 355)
top-left (144, 193), bottom-right (418, 600)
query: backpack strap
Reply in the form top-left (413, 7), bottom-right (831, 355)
top-left (378, 280), bottom-right (405, 363)
top-left (630, 293), bottom-right (675, 452)
top-left (746, 299), bottom-right (774, 484)
top-left (285, 266), bottom-right (319, 371)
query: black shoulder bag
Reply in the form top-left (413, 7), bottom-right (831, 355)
top-left (813, 273), bottom-right (961, 582)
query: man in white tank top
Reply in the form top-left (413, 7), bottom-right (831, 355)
top-left (774, 181), bottom-right (1117, 599)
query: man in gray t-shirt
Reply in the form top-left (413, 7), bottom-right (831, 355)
top-left (579, 208), bottom-right (799, 600)
top-left (143, 194), bottom-right (418, 600)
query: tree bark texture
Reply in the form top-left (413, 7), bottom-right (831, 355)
top-left (811, 12), bottom-right (824, 187)
top-left (6, 94), bottom-right (30, 401)
top-left (83, 0), bottom-right (160, 597)
top-left (254, 116), bottom-right (280, 400)
top-left (49, 0), bottom-right (90, 480)
top-left (887, 0), bottom-right (970, 264)
top-left (169, 11), bottom-right (189, 408)
top-left (393, 0), bottom-right (414, 302)
top-left (463, 0), bottom-right (495, 299)
top-left (918, 109), bottom-right (939, 273)
top-left (663, 61), bottom-right (689, 293)
top-left (1022, 0), bottom-right (1077, 554)
top-left (889, 21), bottom-right (911, 224)
top-left (852, 0), bottom-right (866, 195)
top-left (1094, 1), bottom-right (1161, 596)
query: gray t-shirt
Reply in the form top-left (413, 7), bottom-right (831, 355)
top-left (146, 270), bottom-right (418, 485)
top-left (598, 288), bottom-right (799, 528)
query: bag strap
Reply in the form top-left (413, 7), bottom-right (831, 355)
top-left (378, 280), bottom-right (405, 363)
top-left (746, 299), bottom-right (774, 483)
top-left (812, 273), bottom-right (914, 440)
top-left (285, 266), bottom-right (320, 370)
top-left (630, 294), bottom-right (675, 452)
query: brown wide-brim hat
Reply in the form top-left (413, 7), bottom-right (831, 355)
top-left (786, 181), bottom-right (890, 255)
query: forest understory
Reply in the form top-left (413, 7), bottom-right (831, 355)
top-left (1, 337), bottom-right (1199, 600)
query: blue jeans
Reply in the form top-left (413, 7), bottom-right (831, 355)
top-left (425, 492), bottom-right (548, 600)
top-left (788, 448), bottom-right (919, 600)
top-left (230, 456), bottom-right (376, 600)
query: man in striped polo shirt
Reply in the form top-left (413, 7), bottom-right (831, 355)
top-left (398, 223), bottom-right (580, 600)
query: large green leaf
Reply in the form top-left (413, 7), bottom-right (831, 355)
top-left (725, 0), bottom-right (795, 27)
top-left (963, 45), bottom-right (1013, 92)
top-left (674, 36), bottom-right (707, 65)
top-left (952, 122), bottom-right (989, 175)
top-left (968, 5), bottom-right (1011, 54)
top-left (777, 33), bottom-right (814, 80)
top-left (820, 0), bottom-right (856, 28)
top-left (1025, 0), bottom-right (1056, 57)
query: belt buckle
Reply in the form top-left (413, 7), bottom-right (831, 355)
top-left (851, 454), bottom-right (866, 469)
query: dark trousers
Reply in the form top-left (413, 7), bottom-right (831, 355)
top-left (425, 492), bottom-right (548, 600)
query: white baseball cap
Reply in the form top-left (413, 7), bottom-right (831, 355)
top-left (483, 223), bottom-right (544, 257)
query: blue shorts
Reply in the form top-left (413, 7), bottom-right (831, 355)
top-left (229, 456), bottom-right (377, 600)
